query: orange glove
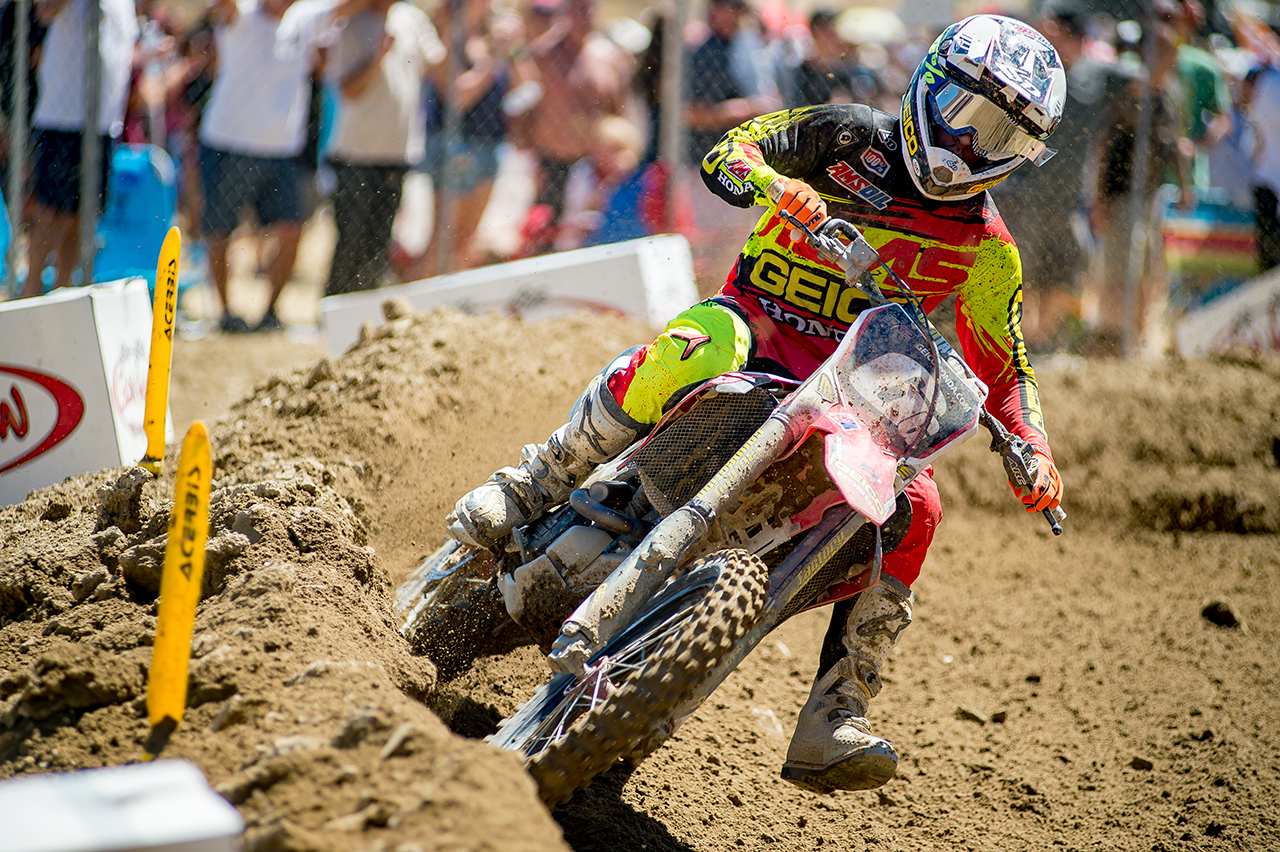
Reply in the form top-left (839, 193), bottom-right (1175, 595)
top-left (1012, 450), bottom-right (1062, 513)
top-left (775, 178), bottom-right (827, 230)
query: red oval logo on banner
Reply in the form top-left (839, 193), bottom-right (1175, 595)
top-left (0, 365), bottom-right (85, 474)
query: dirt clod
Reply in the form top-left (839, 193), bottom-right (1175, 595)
top-left (1201, 599), bottom-right (1243, 629)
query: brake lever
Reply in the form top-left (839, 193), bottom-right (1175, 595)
top-left (776, 209), bottom-right (883, 303)
top-left (979, 410), bottom-right (1066, 535)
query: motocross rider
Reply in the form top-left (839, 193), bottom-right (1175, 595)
top-left (448, 14), bottom-right (1066, 794)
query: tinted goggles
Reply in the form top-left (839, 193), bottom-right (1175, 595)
top-left (929, 82), bottom-right (1055, 166)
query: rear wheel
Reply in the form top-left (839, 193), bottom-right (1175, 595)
top-left (489, 548), bottom-right (768, 806)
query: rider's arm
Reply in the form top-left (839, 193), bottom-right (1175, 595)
top-left (698, 104), bottom-right (868, 209)
top-left (278, 0), bottom-right (371, 61)
top-left (953, 234), bottom-right (1053, 461)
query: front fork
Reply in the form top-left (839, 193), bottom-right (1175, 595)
top-left (546, 383), bottom-right (836, 675)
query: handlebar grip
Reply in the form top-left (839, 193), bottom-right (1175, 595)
top-left (1043, 505), bottom-right (1065, 535)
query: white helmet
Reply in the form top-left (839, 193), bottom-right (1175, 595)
top-left (900, 15), bottom-right (1066, 201)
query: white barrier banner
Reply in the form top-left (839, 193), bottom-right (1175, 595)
top-left (1173, 268), bottom-right (1280, 356)
top-left (320, 235), bottom-right (698, 357)
top-left (1, 278), bottom-right (169, 505)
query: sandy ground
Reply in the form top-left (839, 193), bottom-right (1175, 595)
top-left (2, 302), bottom-right (1280, 852)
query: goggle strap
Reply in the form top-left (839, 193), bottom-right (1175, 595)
top-left (1030, 145), bottom-right (1057, 167)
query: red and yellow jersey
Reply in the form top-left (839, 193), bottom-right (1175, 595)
top-left (701, 104), bottom-right (1051, 456)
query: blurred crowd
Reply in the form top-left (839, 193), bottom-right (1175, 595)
top-left (1, 0), bottom-right (1278, 352)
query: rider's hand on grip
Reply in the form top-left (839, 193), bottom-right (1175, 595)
top-left (776, 178), bottom-right (827, 230)
top-left (1012, 450), bottom-right (1062, 514)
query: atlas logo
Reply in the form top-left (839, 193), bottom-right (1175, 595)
top-left (861, 149), bottom-right (890, 177)
top-left (827, 162), bottom-right (892, 209)
top-left (0, 365), bottom-right (85, 474)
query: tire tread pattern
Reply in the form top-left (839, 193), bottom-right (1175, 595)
top-left (527, 548), bottom-right (768, 806)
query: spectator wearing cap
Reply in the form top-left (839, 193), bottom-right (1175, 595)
top-left (684, 0), bottom-right (781, 291)
top-left (1202, 54), bottom-right (1255, 214)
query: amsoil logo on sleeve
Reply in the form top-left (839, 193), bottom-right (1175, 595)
top-left (827, 163), bottom-right (892, 209)
top-left (0, 365), bottom-right (85, 474)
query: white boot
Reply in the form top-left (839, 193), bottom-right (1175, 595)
top-left (447, 367), bottom-right (645, 550)
top-left (781, 575), bottom-right (913, 793)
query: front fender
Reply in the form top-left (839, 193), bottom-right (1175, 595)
top-left (808, 405), bottom-right (897, 526)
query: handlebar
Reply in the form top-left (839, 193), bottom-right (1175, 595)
top-left (979, 410), bottom-right (1066, 535)
top-left (769, 180), bottom-right (1067, 535)
top-left (768, 182), bottom-right (882, 300)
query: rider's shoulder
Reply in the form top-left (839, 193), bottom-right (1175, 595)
top-left (788, 103), bottom-right (884, 152)
top-left (975, 192), bottom-right (1020, 245)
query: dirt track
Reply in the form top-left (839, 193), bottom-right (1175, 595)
top-left (2, 307), bottom-right (1279, 852)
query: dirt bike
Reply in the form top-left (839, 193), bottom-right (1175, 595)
top-left (394, 211), bottom-right (1065, 806)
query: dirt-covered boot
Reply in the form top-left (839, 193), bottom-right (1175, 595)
top-left (447, 367), bottom-right (646, 550)
top-left (780, 575), bottom-right (913, 793)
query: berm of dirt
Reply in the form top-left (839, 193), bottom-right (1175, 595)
top-left (2, 305), bottom-right (1278, 852)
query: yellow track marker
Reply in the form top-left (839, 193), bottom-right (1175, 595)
top-left (139, 226), bottom-right (181, 476)
top-left (144, 421), bottom-right (210, 760)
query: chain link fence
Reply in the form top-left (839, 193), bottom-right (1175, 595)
top-left (0, 0), bottom-right (1263, 354)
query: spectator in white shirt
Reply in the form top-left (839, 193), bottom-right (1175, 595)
top-left (324, 0), bottom-right (443, 295)
top-left (198, 0), bottom-right (363, 332)
top-left (22, 0), bottom-right (137, 296)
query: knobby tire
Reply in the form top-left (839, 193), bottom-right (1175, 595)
top-left (526, 548), bottom-right (768, 807)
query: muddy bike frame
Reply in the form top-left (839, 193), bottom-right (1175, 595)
top-left (546, 215), bottom-right (994, 677)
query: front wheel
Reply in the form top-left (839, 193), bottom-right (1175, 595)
top-left (490, 548), bottom-right (768, 806)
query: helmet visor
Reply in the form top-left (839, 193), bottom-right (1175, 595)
top-left (930, 82), bottom-right (1056, 166)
